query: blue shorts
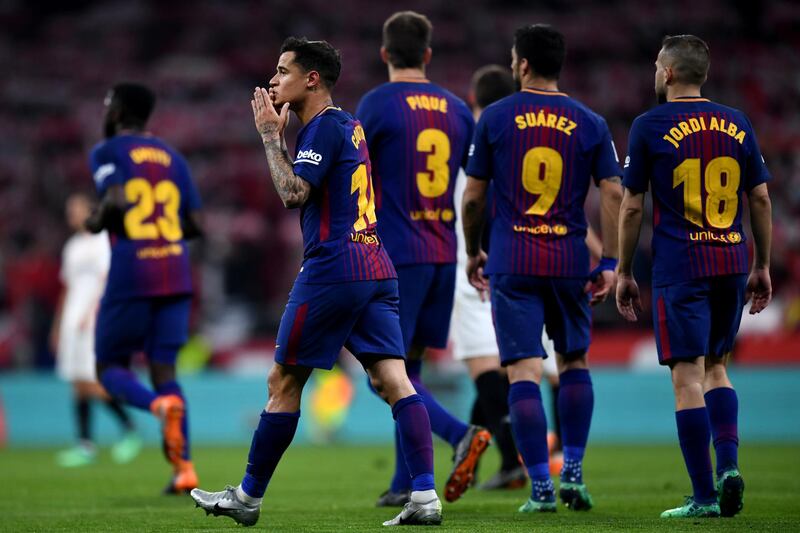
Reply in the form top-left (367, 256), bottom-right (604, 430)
top-left (95, 294), bottom-right (192, 365)
top-left (275, 279), bottom-right (405, 370)
top-left (490, 274), bottom-right (590, 365)
top-left (396, 264), bottom-right (456, 353)
top-left (652, 275), bottom-right (747, 365)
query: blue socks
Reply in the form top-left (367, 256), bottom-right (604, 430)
top-left (392, 394), bottom-right (435, 492)
top-left (405, 360), bottom-right (469, 448)
top-left (241, 411), bottom-right (300, 498)
top-left (390, 425), bottom-right (412, 492)
top-left (99, 367), bottom-right (157, 411)
top-left (675, 407), bottom-right (716, 504)
top-left (558, 369), bottom-right (594, 483)
top-left (508, 381), bottom-right (554, 501)
top-left (705, 387), bottom-right (739, 476)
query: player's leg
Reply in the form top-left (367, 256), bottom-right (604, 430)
top-left (654, 281), bottom-right (719, 518)
top-left (87, 379), bottom-right (141, 465)
top-left (704, 274), bottom-right (748, 517)
top-left (147, 295), bottom-right (196, 492)
top-left (346, 279), bottom-right (441, 525)
top-left (490, 274), bottom-right (555, 513)
top-left (56, 379), bottom-right (98, 467)
top-left (541, 335), bottom-right (563, 476)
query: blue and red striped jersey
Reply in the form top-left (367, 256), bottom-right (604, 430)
top-left (292, 106), bottom-right (396, 284)
top-left (623, 97), bottom-right (770, 286)
top-left (91, 134), bottom-right (201, 300)
top-left (355, 80), bottom-right (474, 266)
top-left (466, 88), bottom-right (621, 277)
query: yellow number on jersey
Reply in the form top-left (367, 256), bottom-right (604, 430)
top-left (673, 157), bottom-right (740, 229)
top-left (124, 178), bottom-right (183, 241)
top-left (416, 128), bottom-right (450, 198)
top-left (350, 164), bottom-right (377, 232)
top-left (521, 146), bottom-right (563, 215)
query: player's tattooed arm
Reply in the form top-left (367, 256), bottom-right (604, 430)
top-left (251, 87), bottom-right (311, 209)
top-left (85, 185), bottom-right (126, 235)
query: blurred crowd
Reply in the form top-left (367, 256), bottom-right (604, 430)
top-left (1, 0), bottom-right (798, 369)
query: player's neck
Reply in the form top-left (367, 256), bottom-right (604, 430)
top-left (666, 85), bottom-right (703, 101)
top-left (521, 75), bottom-right (559, 92)
top-left (388, 66), bottom-right (427, 83)
top-left (115, 126), bottom-right (145, 136)
top-left (296, 93), bottom-right (335, 125)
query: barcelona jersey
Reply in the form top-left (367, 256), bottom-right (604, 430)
top-left (356, 81), bottom-right (474, 265)
top-left (292, 106), bottom-right (396, 284)
top-left (623, 97), bottom-right (771, 286)
top-left (91, 134), bottom-right (201, 300)
top-left (466, 88), bottom-right (621, 277)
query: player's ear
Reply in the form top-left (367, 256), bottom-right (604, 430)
top-left (422, 47), bottom-right (432, 66)
top-left (380, 46), bottom-right (389, 65)
top-left (519, 57), bottom-right (530, 78)
top-left (306, 70), bottom-right (322, 91)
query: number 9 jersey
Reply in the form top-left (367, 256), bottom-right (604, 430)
top-left (622, 97), bottom-right (771, 286)
top-left (466, 88), bottom-right (621, 278)
top-left (90, 134), bottom-right (201, 300)
top-left (356, 81), bottom-right (474, 266)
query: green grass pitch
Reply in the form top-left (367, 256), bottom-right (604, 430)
top-left (2, 443), bottom-right (799, 532)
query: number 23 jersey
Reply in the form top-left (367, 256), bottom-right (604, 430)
top-left (292, 107), bottom-right (396, 284)
top-left (90, 134), bottom-right (201, 300)
top-left (623, 98), bottom-right (771, 286)
top-left (467, 88), bottom-right (621, 278)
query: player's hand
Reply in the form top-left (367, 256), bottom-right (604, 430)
top-left (252, 87), bottom-right (289, 142)
top-left (466, 251), bottom-right (489, 302)
top-left (745, 267), bottom-right (772, 314)
top-left (585, 269), bottom-right (616, 306)
top-left (615, 273), bottom-right (641, 321)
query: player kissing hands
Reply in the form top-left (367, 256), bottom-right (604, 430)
top-left (466, 251), bottom-right (489, 302)
top-left (615, 274), bottom-right (641, 321)
top-left (745, 267), bottom-right (772, 314)
top-left (251, 87), bottom-right (289, 142)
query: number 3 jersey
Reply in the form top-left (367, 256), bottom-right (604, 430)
top-left (90, 134), bottom-right (201, 300)
top-left (291, 106), bottom-right (396, 284)
top-left (356, 81), bottom-right (474, 266)
top-left (466, 88), bottom-right (621, 278)
top-left (623, 97), bottom-right (771, 286)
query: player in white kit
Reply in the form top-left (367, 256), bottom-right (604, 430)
top-left (51, 193), bottom-right (142, 467)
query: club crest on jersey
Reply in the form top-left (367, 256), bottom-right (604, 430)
top-left (296, 149), bottom-right (323, 165)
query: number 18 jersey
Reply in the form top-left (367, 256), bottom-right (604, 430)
top-left (466, 88), bottom-right (621, 278)
top-left (356, 81), bottom-right (474, 266)
top-left (91, 134), bottom-right (201, 300)
top-left (623, 98), bottom-right (771, 286)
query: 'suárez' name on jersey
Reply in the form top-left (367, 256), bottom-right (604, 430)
top-left (662, 116), bottom-right (746, 149)
top-left (514, 110), bottom-right (577, 135)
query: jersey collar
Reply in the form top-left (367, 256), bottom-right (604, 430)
top-left (522, 87), bottom-right (568, 97)
top-left (671, 96), bottom-right (710, 102)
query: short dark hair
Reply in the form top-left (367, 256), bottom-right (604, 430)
top-left (382, 11), bottom-right (432, 69)
top-left (280, 37), bottom-right (341, 89)
top-left (513, 24), bottom-right (566, 80)
top-left (661, 34), bottom-right (710, 85)
top-left (111, 82), bottom-right (156, 127)
top-left (471, 65), bottom-right (515, 109)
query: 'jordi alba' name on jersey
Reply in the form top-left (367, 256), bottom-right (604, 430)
top-left (466, 88), bottom-right (621, 277)
top-left (623, 97), bottom-right (771, 286)
top-left (91, 134), bottom-right (201, 300)
top-left (292, 107), bottom-right (396, 284)
top-left (356, 81), bottom-right (474, 265)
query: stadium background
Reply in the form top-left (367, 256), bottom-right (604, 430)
top-left (0, 0), bottom-right (798, 449)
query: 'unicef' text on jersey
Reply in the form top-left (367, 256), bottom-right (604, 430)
top-left (291, 107), bottom-right (396, 283)
top-left (622, 98), bottom-right (770, 286)
top-left (466, 88), bottom-right (621, 277)
top-left (90, 134), bottom-right (202, 300)
top-left (355, 81), bottom-right (475, 266)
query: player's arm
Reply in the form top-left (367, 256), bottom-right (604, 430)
top-left (462, 177), bottom-right (489, 296)
top-left (616, 188), bottom-right (644, 321)
top-left (746, 183), bottom-right (772, 314)
top-left (49, 286), bottom-right (65, 355)
top-left (585, 176), bottom-right (623, 305)
top-left (251, 87), bottom-right (310, 209)
top-left (585, 226), bottom-right (603, 262)
top-left (85, 186), bottom-right (126, 234)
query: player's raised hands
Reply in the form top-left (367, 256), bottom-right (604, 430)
top-left (466, 251), bottom-right (489, 302)
top-left (745, 267), bottom-right (772, 314)
top-left (586, 269), bottom-right (616, 306)
top-left (615, 274), bottom-right (641, 321)
top-left (252, 87), bottom-right (289, 142)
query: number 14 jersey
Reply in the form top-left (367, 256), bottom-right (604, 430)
top-left (91, 134), bottom-right (201, 300)
top-left (466, 88), bottom-right (621, 278)
top-left (356, 81), bottom-right (474, 266)
top-left (623, 98), bottom-right (770, 286)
